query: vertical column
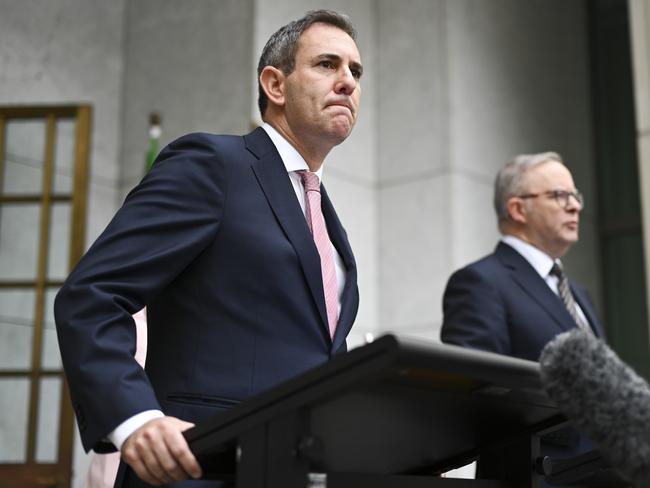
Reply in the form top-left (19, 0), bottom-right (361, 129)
top-left (629, 0), bottom-right (650, 341)
top-left (377, 0), bottom-right (451, 343)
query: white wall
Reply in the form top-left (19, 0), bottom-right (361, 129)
top-left (119, 0), bottom-right (255, 195)
top-left (376, 0), bottom-right (599, 342)
top-left (377, 0), bottom-right (452, 341)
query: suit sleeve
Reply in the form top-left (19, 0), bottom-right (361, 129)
top-left (440, 266), bottom-right (511, 355)
top-left (54, 133), bottom-right (228, 452)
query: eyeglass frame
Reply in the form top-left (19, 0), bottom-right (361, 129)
top-left (516, 189), bottom-right (584, 209)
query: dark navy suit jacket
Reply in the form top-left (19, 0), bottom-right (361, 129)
top-left (441, 242), bottom-right (604, 486)
top-left (54, 128), bottom-right (359, 462)
top-left (441, 242), bottom-right (603, 361)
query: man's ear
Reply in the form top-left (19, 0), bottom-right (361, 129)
top-left (259, 66), bottom-right (286, 108)
top-left (506, 196), bottom-right (528, 224)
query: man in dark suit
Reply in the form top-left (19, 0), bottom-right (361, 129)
top-left (441, 152), bottom-right (604, 486)
top-left (441, 152), bottom-right (603, 360)
top-left (55, 9), bottom-right (361, 486)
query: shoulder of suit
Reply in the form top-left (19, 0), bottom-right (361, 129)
top-left (168, 132), bottom-right (245, 152)
top-left (447, 252), bottom-right (507, 286)
top-left (459, 251), bottom-right (503, 272)
top-left (159, 132), bottom-right (256, 171)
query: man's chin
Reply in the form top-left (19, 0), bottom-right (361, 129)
top-left (563, 234), bottom-right (579, 247)
top-left (325, 124), bottom-right (354, 145)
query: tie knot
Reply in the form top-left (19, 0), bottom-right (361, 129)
top-left (550, 261), bottom-right (565, 279)
top-left (299, 170), bottom-right (321, 193)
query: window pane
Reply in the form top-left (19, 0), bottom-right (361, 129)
top-left (0, 378), bottom-right (29, 462)
top-left (3, 119), bottom-right (46, 195)
top-left (0, 204), bottom-right (40, 280)
top-left (36, 377), bottom-right (61, 462)
top-left (42, 287), bottom-right (61, 370)
top-left (0, 289), bottom-right (35, 370)
top-left (47, 203), bottom-right (71, 281)
top-left (53, 118), bottom-right (75, 194)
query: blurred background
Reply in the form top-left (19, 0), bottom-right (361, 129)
top-left (1, 0), bottom-right (650, 486)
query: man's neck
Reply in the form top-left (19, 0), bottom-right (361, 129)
top-left (264, 118), bottom-right (329, 172)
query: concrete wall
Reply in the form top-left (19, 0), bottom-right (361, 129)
top-left (377, 0), bottom-right (452, 341)
top-left (377, 0), bottom-right (599, 342)
top-left (119, 0), bottom-right (254, 195)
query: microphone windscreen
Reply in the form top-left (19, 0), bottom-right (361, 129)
top-left (539, 328), bottom-right (650, 487)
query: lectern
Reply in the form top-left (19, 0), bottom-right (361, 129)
top-left (183, 335), bottom-right (607, 487)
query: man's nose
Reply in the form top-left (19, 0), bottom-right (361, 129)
top-left (566, 195), bottom-right (582, 212)
top-left (334, 67), bottom-right (357, 95)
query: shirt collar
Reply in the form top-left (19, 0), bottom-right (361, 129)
top-left (501, 235), bottom-right (556, 278)
top-left (261, 123), bottom-right (324, 181)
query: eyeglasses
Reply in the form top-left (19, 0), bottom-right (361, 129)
top-left (517, 190), bottom-right (584, 209)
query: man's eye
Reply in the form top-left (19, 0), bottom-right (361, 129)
top-left (319, 60), bottom-right (334, 69)
top-left (351, 69), bottom-right (362, 79)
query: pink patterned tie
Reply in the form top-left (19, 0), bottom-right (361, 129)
top-left (299, 171), bottom-right (339, 338)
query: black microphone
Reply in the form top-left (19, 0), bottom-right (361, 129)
top-left (539, 328), bottom-right (650, 487)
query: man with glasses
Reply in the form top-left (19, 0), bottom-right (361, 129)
top-left (440, 152), bottom-right (605, 486)
top-left (441, 152), bottom-right (604, 360)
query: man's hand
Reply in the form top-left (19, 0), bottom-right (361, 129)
top-left (121, 416), bottom-right (202, 485)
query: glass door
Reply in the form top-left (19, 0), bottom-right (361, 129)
top-left (0, 105), bottom-right (91, 488)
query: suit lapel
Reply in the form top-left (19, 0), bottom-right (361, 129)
top-left (571, 284), bottom-right (605, 338)
top-left (321, 185), bottom-right (358, 350)
top-left (496, 243), bottom-right (576, 335)
top-left (321, 185), bottom-right (354, 269)
top-left (245, 128), bottom-right (330, 339)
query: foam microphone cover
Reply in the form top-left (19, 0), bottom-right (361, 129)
top-left (539, 328), bottom-right (650, 486)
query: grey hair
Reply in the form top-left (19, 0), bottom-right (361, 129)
top-left (257, 9), bottom-right (357, 118)
top-left (494, 151), bottom-right (564, 225)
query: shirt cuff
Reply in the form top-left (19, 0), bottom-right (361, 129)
top-left (108, 410), bottom-right (165, 450)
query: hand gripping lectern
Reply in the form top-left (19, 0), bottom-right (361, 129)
top-left (184, 335), bottom-right (626, 488)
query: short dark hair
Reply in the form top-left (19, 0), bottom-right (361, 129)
top-left (257, 9), bottom-right (357, 118)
